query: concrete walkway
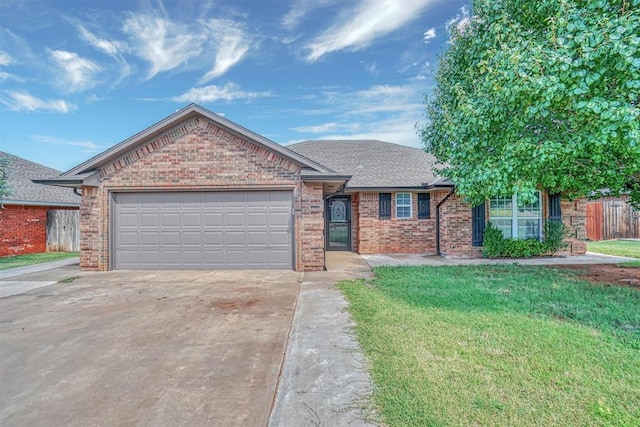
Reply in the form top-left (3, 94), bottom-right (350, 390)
top-left (362, 252), bottom-right (636, 268)
top-left (270, 252), bottom-right (376, 427)
top-left (0, 257), bottom-right (79, 298)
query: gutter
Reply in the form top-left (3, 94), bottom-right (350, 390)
top-left (2, 200), bottom-right (80, 208)
top-left (435, 188), bottom-right (455, 255)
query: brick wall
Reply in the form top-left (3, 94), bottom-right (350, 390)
top-left (0, 205), bottom-right (79, 257)
top-left (355, 192), bottom-right (436, 254)
top-left (300, 183), bottom-right (324, 271)
top-left (438, 191), bottom-right (587, 257)
top-left (558, 198), bottom-right (587, 255)
top-left (80, 118), bottom-right (324, 271)
top-left (0, 205), bottom-right (47, 256)
top-left (438, 193), bottom-right (483, 257)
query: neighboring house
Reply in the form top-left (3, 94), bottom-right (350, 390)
top-left (35, 104), bottom-right (586, 271)
top-left (0, 152), bottom-right (80, 257)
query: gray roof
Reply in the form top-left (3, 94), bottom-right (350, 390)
top-left (0, 152), bottom-right (80, 206)
top-left (286, 140), bottom-right (446, 189)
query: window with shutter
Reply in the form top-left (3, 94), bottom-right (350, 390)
top-left (548, 193), bottom-right (562, 224)
top-left (418, 193), bottom-right (431, 219)
top-left (472, 203), bottom-right (486, 246)
top-left (379, 193), bottom-right (391, 219)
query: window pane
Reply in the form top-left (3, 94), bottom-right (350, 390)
top-left (396, 193), bottom-right (412, 218)
top-left (517, 193), bottom-right (540, 217)
top-left (491, 219), bottom-right (512, 239)
top-left (517, 219), bottom-right (540, 239)
top-left (489, 197), bottom-right (512, 218)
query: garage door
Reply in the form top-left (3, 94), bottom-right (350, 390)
top-left (113, 191), bottom-right (293, 270)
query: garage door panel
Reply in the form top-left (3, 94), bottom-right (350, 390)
top-left (139, 232), bottom-right (159, 246)
top-left (225, 212), bottom-right (246, 226)
top-left (247, 231), bottom-right (267, 245)
top-left (139, 213), bottom-right (159, 227)
top-left (182, 213), bottom-right (202, 227)
top-left (161, 232), bottom-right (181, 246)
top-left (183, 231), bottom-right (202, 246)
top-left (114, 191), bottom-right (293, 270)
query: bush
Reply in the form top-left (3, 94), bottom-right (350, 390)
top-left (544, 221), bottom-right (569, 253)
top-left (482, 222), bottom-right (568, 258)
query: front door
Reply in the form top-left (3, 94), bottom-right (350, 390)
top-left (326, 196), bottom-right (351, 250)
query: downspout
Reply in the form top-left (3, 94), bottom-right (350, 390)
top-left (435, 188), bottom-right (455, 255)
top-left (73, 188), bottom-right (82, 197)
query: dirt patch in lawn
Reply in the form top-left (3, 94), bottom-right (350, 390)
top-left (554, 264), bottom-right (640, 289)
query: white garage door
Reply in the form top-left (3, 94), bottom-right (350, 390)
top-left (113, 191), bottom-right (293, 270)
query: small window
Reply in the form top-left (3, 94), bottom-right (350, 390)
top-left (396, 193), bottom-right (412, 219)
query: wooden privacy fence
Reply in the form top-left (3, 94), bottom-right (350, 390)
top-left (46, 209), bottom-right (79, 252)
top-left (586, 198), bottom-right (640, 241)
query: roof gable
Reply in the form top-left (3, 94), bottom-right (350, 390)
top-left (59, 104), bottom-right (336, 182)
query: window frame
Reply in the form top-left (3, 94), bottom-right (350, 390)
top-left (395, 192), bottom-right (413, 219)
top-left (489, 192), bottom-right (542, 240)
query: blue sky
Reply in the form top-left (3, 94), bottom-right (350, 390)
top-left (0, 0), bottom-right (470, 172)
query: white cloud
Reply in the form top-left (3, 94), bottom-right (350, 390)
top-left (123, 13), bottom-right (204, 80)
top-left (423, 27), bottom-right (436, 43)
top-left (305, 0), bottom-right (438, 61)
top-left (49, 49), bottom-right (102, 92)
top-left (0, 50), bottom-right (14, 66)
top-left (281, 0), bottom-right (339, 30)
top-left (446, 6), bottom-right (471, 32)
top-left (200, 19), bottom-right (251, 83)
top-left (30, 134), bottom-right (104, 153)
top-left (1, 90), bottom-right (76, 113)
top-left (77, 25), bottom-right (131, 81)
top-left (77, 26), bottom-right (125, 57)
top-left (171, 83), bottom-right (272, 103)
top-left (321, 115), bottom-right (423, 147)
top-left (291, 122), bottom-right (340, 133)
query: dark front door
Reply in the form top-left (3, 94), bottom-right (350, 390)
top-left (326, 196), bottom-right (351, 250)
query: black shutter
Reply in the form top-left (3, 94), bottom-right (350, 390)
top-left (548, 193), bottom-right (562, 223)
top-left (418, 193), bottom-right (431, 219)
top-left (472, 203), bottom-right (485, 246)
top-left (379, 193), bottom-right (391, 219)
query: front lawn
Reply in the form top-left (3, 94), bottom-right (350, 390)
top-left (0, 252), bottom-right (79, 270)
top-left (587, 239), bottom-right (640, 258)
top-left (339, 266), bottom-right (640, 426)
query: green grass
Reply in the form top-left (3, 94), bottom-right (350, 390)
top-left (619, 260), bottom-right (640, 268)
top-left (0, 252), bottom-right (78, 270)
top-left (588, 239), bottom-right (640, 258)
top-left (339, 265), bottom-right (640, 427)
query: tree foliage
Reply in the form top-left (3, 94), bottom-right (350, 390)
top-left (422, 0), bottom-right (640, 207)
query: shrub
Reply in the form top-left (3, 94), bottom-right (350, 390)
top-left (482, 222), bottom-right (567, 258)
top-left (544, 221), bottom-right (569, 253)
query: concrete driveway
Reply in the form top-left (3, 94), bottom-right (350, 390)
top-left (0, 267), bottom-right (301, 426)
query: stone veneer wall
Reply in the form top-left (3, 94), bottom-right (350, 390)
top-left (79, 118), bottom-right (325, 271)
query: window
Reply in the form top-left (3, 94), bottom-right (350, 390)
top-left (395, 193), bottom-right (412, 219)
top-left (379, 193), bottom-right (391, 219)
top-left (418, 193), bottom-right (431, 219)
top-left (489, 193), bottom-right (541, 239)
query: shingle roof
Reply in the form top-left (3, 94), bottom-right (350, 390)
top-left (286, 140), bottom-right (446, 189)
top-left (0, 151), bottom-right (80, 206)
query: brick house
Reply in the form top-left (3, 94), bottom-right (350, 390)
top-left (36, 104), bottom-right (586, 271)
top-left (0, 152), bottom-right (80, 257)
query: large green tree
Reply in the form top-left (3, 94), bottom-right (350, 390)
top-left (422, 0), bottom-right (640, 207)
